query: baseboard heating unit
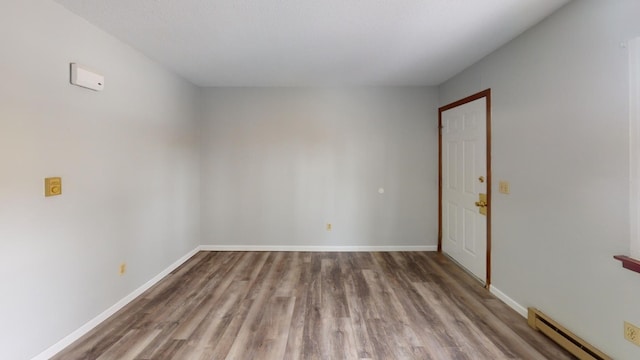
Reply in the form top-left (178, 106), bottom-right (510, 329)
top-left (527, 308), bottom-right (611, 360)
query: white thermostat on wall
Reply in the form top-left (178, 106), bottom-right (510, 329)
top-left (70, 63), bottom-right (104, 91)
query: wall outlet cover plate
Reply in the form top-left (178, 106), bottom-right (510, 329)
top-left (45, 177), bottom-right (62, 197)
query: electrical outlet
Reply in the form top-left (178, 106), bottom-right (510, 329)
top-left (326, 223), bottom-right (332, 231)
top-left (44, 177), bottom-right (62, 197)
top-left (119, 262), bottom-right (127, 276)
top-left (625, 322), bottom-right (640, 346)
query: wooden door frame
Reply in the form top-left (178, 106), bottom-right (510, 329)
top-left (437, 89), bottom-right (492, 288)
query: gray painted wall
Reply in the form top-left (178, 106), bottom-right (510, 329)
top-left (0, 1), bottom-right (201, 359)
top-left (199, 88), bottom-right (438, 249)
top-left (439, 1), bottom-right (640, 358)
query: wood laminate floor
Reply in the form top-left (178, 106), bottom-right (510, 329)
top-left (54, 252), bottom-right (575, 360)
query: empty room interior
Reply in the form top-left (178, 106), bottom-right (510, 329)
top-left (2, 0), bottom-right (640, 359)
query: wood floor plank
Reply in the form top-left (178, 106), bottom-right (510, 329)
top-left (421, 253), bottom-right (556, 359)
top-left (254, 296), bottom-right (296, 359)
top-left (282, 255), bottom-right (312, 360)
top-left (225, 252), bottom-right (288, 359)
top-left (94, 329), bottom-right (156, 360)
top-left (320, 256), bottom-right (350, 319)
top-left (319, 317), bottom-right (359, 360)
top-left (116, 329), bottom-right (163, 360)
top-left (340, 254), bottom-right (375, 359)
top-left (413, 281), bottom-right (508, 359)
top-left (202, 299), bottom-right (255, 360)
top-left (369, 252), bottom-right (458, 358)
top-left (274, 252), bottom-right (302, 297)
top-left (54, 251), bottom-right (576, 360)
top-left (300, 253), bottom-right (323, 360)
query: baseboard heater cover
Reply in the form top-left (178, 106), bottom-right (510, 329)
top-left (527, 308), bottom-right (611, 360)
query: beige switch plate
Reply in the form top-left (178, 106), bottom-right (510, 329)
top-left (326, 223), bottom-right (332, 231)
top-left (498, 181), bottom-right (510, 194)
top-left (45, 177), bottom-right (62, 197)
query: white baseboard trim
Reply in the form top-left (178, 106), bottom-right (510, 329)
top-left (32, 247), bottom-right (200, 360)
top-left (489, 285), bottom-right (528, 318)
top-left (198, 245), bottom-right (438, 252)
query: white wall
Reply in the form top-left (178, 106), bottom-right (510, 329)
top-left (0, 1), bottom-right (200, 359)
top-left (439, 1), bottom-right (640, 358)
top-left (200, 88), bottom-right (438, 249)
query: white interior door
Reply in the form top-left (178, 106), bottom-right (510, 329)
top-left (441, 97), bottom-right (487, 282)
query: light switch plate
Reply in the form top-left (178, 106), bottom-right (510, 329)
top-left (499, 181), bottom-right (510, 194)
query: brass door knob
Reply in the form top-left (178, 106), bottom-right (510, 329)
top-left (475, 200), bottom-right (488, 207)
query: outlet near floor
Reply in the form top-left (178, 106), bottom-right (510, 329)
top-left (625, 321), bottom-right (640, 346)
top-left (119, 262), bottom-right (127, 276)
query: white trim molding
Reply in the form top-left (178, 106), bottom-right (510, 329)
top-left (32, 247), bottom-right (200, 360)
top-left (489, 285), bottom-right (527, 318)
top-left (198, 245), bottom-right (438, 252)
top-left (630, 37), bottom-right (640, 259)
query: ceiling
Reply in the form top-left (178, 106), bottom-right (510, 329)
top-left (53, 0), bottom-right (570, 87)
